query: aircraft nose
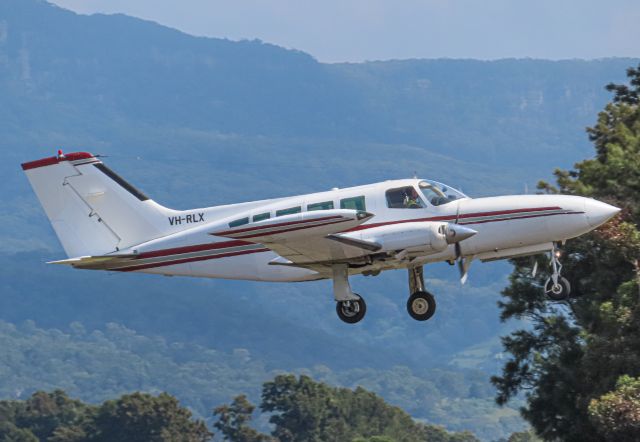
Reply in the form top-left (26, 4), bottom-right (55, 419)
top-left (584, 198), bottom-right (621, 228)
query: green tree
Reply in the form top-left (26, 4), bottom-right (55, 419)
top-left (0, 390), bottom-right (211, 442)
top-left (260, 374), bottom-right (478, 442)
top-left (0, 421), bottom-right (38, 442)
top-left (90, 392), bottom-right (211, 442)
top-left (213, 395), bottom-right (271, 442)
top-left (506, 428), bottom-right (541, 442)
top-left (588, 375), bottom-right (640, 441)
top-left (492, 63), bottom-right (640, 441)
top-left (6, 391), bottom-right (90, 442)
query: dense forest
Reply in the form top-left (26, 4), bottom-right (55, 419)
top-left (0, 377), bottom-right (479, 441)
top-left (0, 319), bottom-right (522, 440)
top-left (1, 0), bottom-right (639, 440)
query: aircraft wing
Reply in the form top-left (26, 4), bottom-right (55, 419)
top-left (210, 209), bottom-right (377, 269)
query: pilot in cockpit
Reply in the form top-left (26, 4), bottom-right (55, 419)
top-left (404, 188), bottom-right (422, 208)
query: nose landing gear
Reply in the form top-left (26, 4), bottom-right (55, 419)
top-left (544, 243), bottom-right (571, 301)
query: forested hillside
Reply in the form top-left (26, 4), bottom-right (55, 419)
top-left (0, 377), bottom-right (481, 441)
top-left (1, 0), bottom-right (638, 440)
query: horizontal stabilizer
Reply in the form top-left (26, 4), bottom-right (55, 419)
top-left (47, 254), bottom-right (137, 269)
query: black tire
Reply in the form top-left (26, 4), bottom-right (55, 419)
top-left (336, 295), bottom-right (367, 324)
top-left (407, 291), bottom-right (437, 321)
top-left (544, 277), bottom-right (571, 301)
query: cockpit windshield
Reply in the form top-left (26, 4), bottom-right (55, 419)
top-left (418, 180), bottom-right (468, 206)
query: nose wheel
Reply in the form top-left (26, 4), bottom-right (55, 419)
top-left (544, 243), bottom-right (571, 301)
top-left (545, 277), bottom-right (571, 300)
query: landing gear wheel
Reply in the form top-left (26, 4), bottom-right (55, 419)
top-left (544, 277), bottom-right (571, 301)
top-left (336, 295), bottom-right (367, 324)
top-left (407, 291), bottom-right (437, 321)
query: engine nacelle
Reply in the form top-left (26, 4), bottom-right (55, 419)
top-left (349, 222), bottom-right (450, 255)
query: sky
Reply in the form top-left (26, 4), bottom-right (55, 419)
top-left (49, 0), bottom-right (640, 63)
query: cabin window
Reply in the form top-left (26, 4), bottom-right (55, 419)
top-left (276, 206), bottom-right (302, 217)
top-left (229, 217), bottom-right (249, 228)
top-left (307, 201), bottom-right (334, 211)
top-left (386, 187), bottom-right (426, 209)
top-left (340, 196), bottom-right (366, 211)
top-left (252, 212), bottom-right (270, 222)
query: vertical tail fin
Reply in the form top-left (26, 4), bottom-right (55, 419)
top-left (22, 152), bottom-right (174, 257)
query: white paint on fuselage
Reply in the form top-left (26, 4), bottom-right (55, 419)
top-left (127, 179), bottom-right (610, 282)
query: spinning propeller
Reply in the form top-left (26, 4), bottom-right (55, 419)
top-left (451, 202), bottom-right (474, 284)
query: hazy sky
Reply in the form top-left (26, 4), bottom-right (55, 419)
top-left (49, 0), bottom-right (640, 62)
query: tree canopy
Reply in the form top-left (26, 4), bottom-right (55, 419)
top-left (0, 390), bottom-right (211, 442)
top-left (1, 377), bottom-right (483, 442)
top-left (214, 374), bottom-right (480, 442)
top-left (492, 63), bottom-right (640, 441)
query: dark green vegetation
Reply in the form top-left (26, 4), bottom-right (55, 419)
top-left (0, 389), bottom-right (211, 441)
top-left (0, 318), bottom-right (519, 440)
top-left (493, 65), bottom-right (640, 440)
top-left (214, 374), bottom-right (478, 442)
top-left (0, 377), bottom-right (477, 442)
top-left (1, 0), bottom-right (639, 440)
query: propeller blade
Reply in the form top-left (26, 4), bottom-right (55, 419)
top-left (453, 202), bottom-right (472, 284)
top-left (460, 267), bottom-right (469, 284)
top-left (454, 242), bottom-right (470, 284)
top-left (531, 260), bottom-right (538, 277)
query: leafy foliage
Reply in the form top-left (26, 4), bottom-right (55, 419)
top-left (492, 64), bottom-right (640, 440)
top-left (0, 390), bottom-right (210, 442)
top-left (588, 375), bottom-right (640, 441)
top-left (213, 395), bottom-right (272, 442)
top-left (0, 380), bottom-right (482, 442)
top-left (214, 374), bottom-right (479, 442)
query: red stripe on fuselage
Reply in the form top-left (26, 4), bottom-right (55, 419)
top-left (232, 218), bottom-right (352, 239)
top-left (459, 211), bottom-right (583, 225)
top-left (347, 206), bottom-right (564, 231)
top-left (135, 240), bottom-right (252, 259)
top-left (214, 215), bottom-right (344, 236)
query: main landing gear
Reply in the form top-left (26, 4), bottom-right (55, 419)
top-left (332, 264), bottom-right (367, 324)
top-left (544, 243), bottom-right (571, 301)
top-left (331, 264), bottom-right (436, 324)
top-left (407, 266), bottom-right (436, 321)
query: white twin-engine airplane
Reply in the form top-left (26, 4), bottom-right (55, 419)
top-left (22, 151), bottom-right (620, 324)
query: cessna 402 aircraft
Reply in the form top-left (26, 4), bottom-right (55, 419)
top-left (22, 151), bottom-right (620, 324)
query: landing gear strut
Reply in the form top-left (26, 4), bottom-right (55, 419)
top-left (407, 266), bottom-right (436, 321)
top-left (544, 243), bottom-right (571, 301)
top-left (332, 264), bottom-right (366, 324)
